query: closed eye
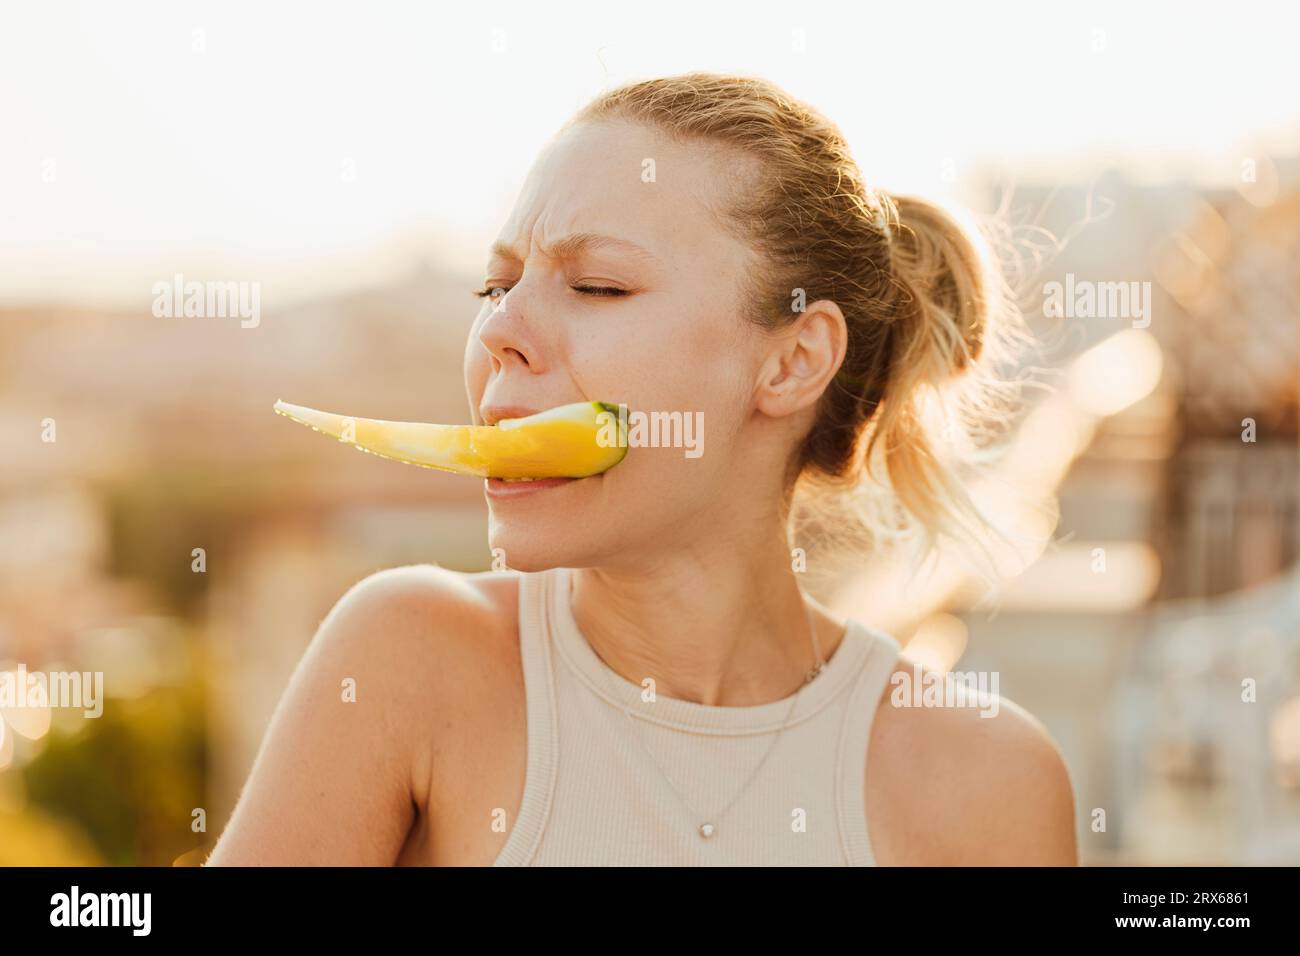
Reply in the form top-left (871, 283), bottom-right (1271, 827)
top-left (571, 284), bottom-right (629, 297)
top-left (472, 284), bottom-right (630, 299)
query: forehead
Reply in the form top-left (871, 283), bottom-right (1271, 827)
top-left (495, 119), bottom-right (751, 265)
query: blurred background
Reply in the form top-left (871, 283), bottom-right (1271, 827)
top-left (1, 0), bottom-right (1297, 865)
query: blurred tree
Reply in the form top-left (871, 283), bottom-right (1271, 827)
top-left (21, 674), bottom-right (206, 866)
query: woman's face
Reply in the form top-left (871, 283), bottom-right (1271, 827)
top-left (464, 119), bottom-right (778, 572)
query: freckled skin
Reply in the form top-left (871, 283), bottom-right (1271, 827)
top-left (206, 120), bottom-right (1078, 868)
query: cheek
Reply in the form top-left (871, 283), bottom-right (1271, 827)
top-left (587, 344), bottom-right (749, 502)
top-left (588, 291), bottom-right (750, 406)
top-left (463, 328), bottom-right (491, 402)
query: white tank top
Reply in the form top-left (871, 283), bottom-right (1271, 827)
top-left (493, 565), bottom-right (901, 866)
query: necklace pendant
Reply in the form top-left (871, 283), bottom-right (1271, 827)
top-left (698, 823), bottom-right (716, 839)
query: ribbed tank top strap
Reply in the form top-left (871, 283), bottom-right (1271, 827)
top-left (834, 625), bottom-right (902, 866)
top-left (491, 569), bottom-right (561, 867)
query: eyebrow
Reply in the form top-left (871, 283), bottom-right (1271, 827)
top-left (488, 232), bottom-right (660, 265)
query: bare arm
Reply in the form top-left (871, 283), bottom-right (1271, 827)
top-left (205, 567), bottom-right (449, 865)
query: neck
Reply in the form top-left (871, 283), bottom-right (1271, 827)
top-left (567, 521), bottom-right (845, 707)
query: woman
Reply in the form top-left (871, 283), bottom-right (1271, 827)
top-left (207, 73), bottom-right (1077, 866)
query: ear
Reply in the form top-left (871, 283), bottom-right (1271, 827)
top-left (753, 299), bottom-right (847, 418)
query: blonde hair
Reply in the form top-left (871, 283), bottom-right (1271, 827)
top-left (570, 72), bottom-right (1032, 582)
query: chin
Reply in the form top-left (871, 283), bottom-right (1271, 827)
top-left (482, 472), bottom-right (618, 571)
top-left (487, 518), bottom-right (583, 573)
top-left (488, 510), bottom-right (649, 573)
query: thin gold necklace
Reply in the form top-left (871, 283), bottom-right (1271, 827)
top-left (569, 577), bottom-right (827, 841)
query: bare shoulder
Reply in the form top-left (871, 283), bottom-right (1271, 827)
top-left (205, 564), bottom-right (522, 865)
top-left (318, 563), bottom-right (522, 722)
top-left (323, 563), bottom-right (518, 660)
top-left (328, 562), bottom-right (512, 622)
top-left (331, 563), bottom-right (526, 780)
top-left (866, 658), bottom-right (1078, 866)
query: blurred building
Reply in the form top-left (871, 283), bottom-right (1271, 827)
top-left (927, 160), bottom-right (1299, 864)
top-left (0, 261), bottom-right (495, 861)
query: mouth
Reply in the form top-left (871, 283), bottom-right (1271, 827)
top-left (484, 474), bottom-right (584, 498)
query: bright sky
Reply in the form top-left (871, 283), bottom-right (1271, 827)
top-left (2, 0), bottom-right (1298, 306)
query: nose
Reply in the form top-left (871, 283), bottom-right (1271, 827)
top-left (476, 288), bottom-right (540, 374)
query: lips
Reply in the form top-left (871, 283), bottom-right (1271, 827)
top-left (479, 404), bottom-right (543, 427)
top-left (484, 475), bottom-right (580, 499)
